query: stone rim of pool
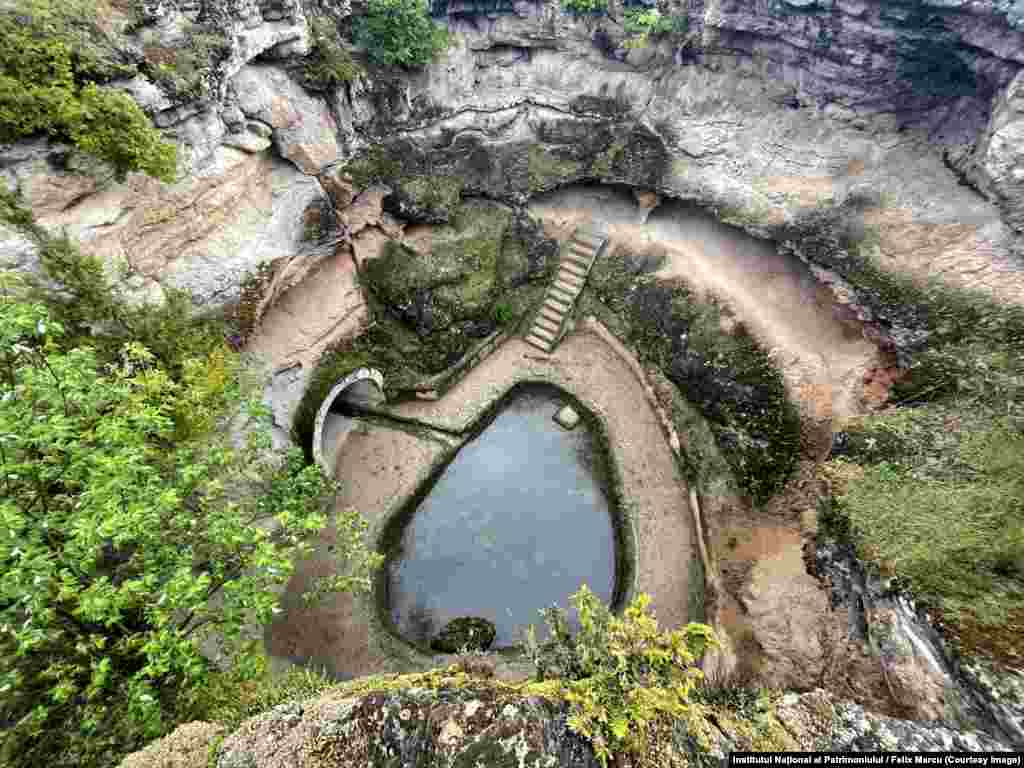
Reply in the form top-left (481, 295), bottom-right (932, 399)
top-left (375, 382), bottom-right (631, 652)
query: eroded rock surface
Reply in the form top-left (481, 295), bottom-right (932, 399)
top-left (4, 0), bottom-right (1024, 319)
top-left (200, 684), bottom-right (1010, 768)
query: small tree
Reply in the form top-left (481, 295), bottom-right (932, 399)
top-left (623, 8), bottom-right (688, 48)
top-left (355, 0), bottom-right (449, 69)
top-left (0, 205), bottom-right (382, 766)
top-left (523, 585), bottom-right (716, 765)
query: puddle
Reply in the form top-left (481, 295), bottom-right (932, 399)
top-left (385, 384), bottom-right (618, 648)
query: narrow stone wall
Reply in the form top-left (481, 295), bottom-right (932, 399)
top-left (312, 367), bottom-right (385, 475)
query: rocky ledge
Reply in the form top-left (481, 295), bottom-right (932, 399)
top-left (119, 678), bottom-right (1011, 768)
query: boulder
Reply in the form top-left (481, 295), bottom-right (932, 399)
top-left (554, 405), bottom-right (580, 429)
top-left (430, 617), bottom-right (497, 653)
top-left (231, 64), bottom-right (340, 174)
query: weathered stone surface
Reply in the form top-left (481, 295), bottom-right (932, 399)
top-left (318, 166), bottom-right (356, 210)
top-left (0, 139), bottom-right (321, 311)
top-left (117, 721), bottom-right (225, 768)
top-left (204, 683), bottom-right (1008, 768)
top-left (971, 70), bottom-right (1024, 233)
top-left (231, 65), bottom-right (340, 174)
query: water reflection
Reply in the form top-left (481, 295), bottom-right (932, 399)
top-left (387, 385), bottom-right (617, 647)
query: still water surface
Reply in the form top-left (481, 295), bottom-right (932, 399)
top-left (387, 385), bottom-right (617, 648)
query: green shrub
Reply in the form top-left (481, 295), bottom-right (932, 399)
top-left (623, 8), bottom-right (688, 47)
top-left (0, 0), bottom-right (177, 182)
top-left (493, 300), bottom-right (515, 325)
top-left (303, 17), bottom-right (361, 91)
top-left (355, 0), bottom-right (449, 69)
top-left (562, 0), bottom-right (607, 14)
top-left (0, 199), bottom-right (382, 768)
top-left (523, 585), bottom-right (716, 765)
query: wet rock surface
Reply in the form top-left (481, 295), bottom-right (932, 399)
top-left (813, 540), bottom-right (1024, 748)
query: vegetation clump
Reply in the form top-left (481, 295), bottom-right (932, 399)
top-left (302, 17), bottom-right (361, 92)
top-left (431, 617), bottom-right (497, 653)
top-left (820, 257), bottom-right (1024, 664)
top-left (0, 196), bottom-right (382, 768)
top-left (142, 25), bottom-right (229, 101)
top-left (623, 8), bottom-right (688, 48)
top-left (0, 0), bottom-right (177, 182)
top-left (523, 585), bottom-right (716, 766)
top-left (355, 0), bottom-right (449, 69)
top-left (562, 0), bottom-right (608, 15)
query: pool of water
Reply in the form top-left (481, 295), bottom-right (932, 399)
top-left (386, 384), bottom-right (618, 648)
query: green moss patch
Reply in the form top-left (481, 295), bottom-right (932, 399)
top-left (582, 249), bottom-right (801, 504)
top-left (819, 262), bottom-right (1024, 663)
top-left (292, 202), bottom-right (557, 449)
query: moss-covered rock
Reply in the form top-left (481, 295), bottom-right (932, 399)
top-left (582, 247), bottom-right (801, 504)
top-left (386, 173), bottom-right (465, 223)
top-left (431, 617), bottom-right (497, 653)
top-left (291, 201), bottom-right (558, 444)
top-left (360, 199), bottom-right (510, 335)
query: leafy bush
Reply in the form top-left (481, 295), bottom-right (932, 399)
top-left (562, 0), bottom-right (607, 15)
top-left (0, 202), bottom-right (383, 768)
top-left (303, 17), bottom-right (361, 91)
top-left (355, 0), bottom-right (449, 69)
top-left (523, 585), bottom-right (716, 765)
top-left (0, 0), bottom-right (177, 182)
top-left (623, 8), bottom-right (688, 47)
top-left (493, 300), bottom-right (515, 326)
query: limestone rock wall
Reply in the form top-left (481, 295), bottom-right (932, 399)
top-left (3, 0), bottom-right (1023, 316)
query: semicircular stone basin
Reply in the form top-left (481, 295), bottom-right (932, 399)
top-left (385, 383), bottom-right (620, 649)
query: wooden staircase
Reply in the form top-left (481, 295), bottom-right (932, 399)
top-left (525, 223), bottom-right (608, 353)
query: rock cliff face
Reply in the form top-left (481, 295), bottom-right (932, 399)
top-left (5, 0), bottom-right (1024, 758)
top-left (3, 0), bottom-right (1023, 315)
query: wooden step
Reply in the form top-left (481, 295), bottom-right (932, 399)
top-left (555, 275), bottom-right (583, 293)
top-left (531, 325), bottom-right (557, 343)
top-left (535, 316), bottom-right (561, 335)
top-left (539, 306), bottom-right (564, 325)
top-left (545, 293), bottom-right (572, 312)
top-left (561, 261), bottom-right (589, 279)
top-left (568, 243), bottom-right (594, 259)
top-left (550, 285), bottom-right (576, 304)
top-left (525, 334), bottom-right (551, 353)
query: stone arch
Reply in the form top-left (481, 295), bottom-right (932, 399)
top-left (312, 368), bottom-right (385, 476)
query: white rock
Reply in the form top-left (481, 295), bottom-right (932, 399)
top-left (554, 405), bottom-right (580, 430)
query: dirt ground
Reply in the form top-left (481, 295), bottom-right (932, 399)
top-left (266, 327), bottom-right (698, 679)
top-left (529, 185), bottom-right (884, 431)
